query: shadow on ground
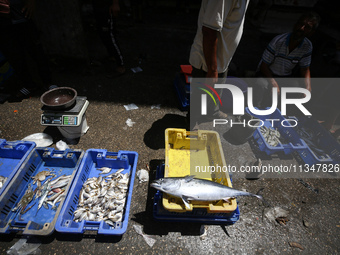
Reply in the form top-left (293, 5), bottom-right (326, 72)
top-left (144, 114), bottom-right (187, 150)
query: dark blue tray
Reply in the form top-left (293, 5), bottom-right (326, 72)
top-left (0, 139), bottom-right (36, 197)
top-left (55, 150), bottom-right (138, 235)
top-left (153, 165), bottom-right (240, 224)
top-left (247, 108), bottom-right (307, 155)
top-left (0, 148), bottom-right (84, 235)
top-left (294, 116), bottom-right (340, 165)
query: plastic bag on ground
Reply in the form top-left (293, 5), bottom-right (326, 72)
top-left (56, 140), bottom-right (70, 150)
top-left (126, 118), bottom-right (135, 127)
top-left (22, 133), bottom-right (53, 147)
top-left (133, 225), bottom-right (156, 248)
top-left (7, 237), bottom-right (41, 255)
top-left (124, 104), bottom-right (139, 111)
top-left (136, 169), bottom-right (149, 183)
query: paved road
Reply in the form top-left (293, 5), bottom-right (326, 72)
top-left (0, 4), bottom-right (339, 255)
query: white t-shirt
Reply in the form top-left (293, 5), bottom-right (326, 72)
top-left (189, 0), bottom-right (249, 74)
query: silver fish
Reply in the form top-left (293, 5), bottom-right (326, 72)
top-left (0, 176), bottom-right (8, 190)
top-left (151, 175), bottom-right (263, 210)
top-left (51, 177), bottom-right (71, 189)
top-left (52, 193), bottom-right (65, 210)
top-left (74, 208), bottom-right (86, 220)
top-left (47, 189), bottom-right (65, 201)
top-left (260, 126), bottom-right (281, 147)
top-left (36, 177), bottom-right (52, 215)
top-left (49, 175), bottom-right (69, 186)
top-left (98, 167), bottom-right (112, 175)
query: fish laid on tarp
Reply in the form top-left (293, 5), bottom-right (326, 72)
top-left (151, 175), bottom-right (263, 210)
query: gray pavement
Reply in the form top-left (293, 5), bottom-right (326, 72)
top-left (0, 4), bottom-right (339, 255)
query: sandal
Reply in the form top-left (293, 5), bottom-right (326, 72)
top-left (15, 87), bottom-right (38, 100)
top-left (45, 85), bottom-right (58, 91)
top-left (106, 66), bottom-right (126, 78)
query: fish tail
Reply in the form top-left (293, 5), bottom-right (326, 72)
top-left (255, 188), bottom-right (271, 206)
top-left (253, 192), bottom-right (271, 207)
top-left (253, 194), bottom-right (263, 200)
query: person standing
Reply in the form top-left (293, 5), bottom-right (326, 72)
top-left (92, 0), bottom-right (125, 75)
top-left (188, 0), bottom-right (249, 126)
top-left (0, 0), bottom-right (54, 100)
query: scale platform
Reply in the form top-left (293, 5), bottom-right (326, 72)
top-left (41, 96), bottom-right (89, 127)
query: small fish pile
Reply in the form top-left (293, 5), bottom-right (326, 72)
top-left (73, 168), bottom-right (129, 227)
top-left (296, 127), bottom-right (329, 158)
top-left (260, 126), bottom-right (281, 147)
top-left (12, 170), bottom-right (71, 215)
top-left (0, 175), bottom-right (8, 190)
top-left (36, 175), bottom-right (71, 213)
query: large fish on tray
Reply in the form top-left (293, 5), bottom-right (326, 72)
top-left (151, 175), bottom-right (263, 209)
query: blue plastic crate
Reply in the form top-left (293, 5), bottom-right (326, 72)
top-left (247, 108), bottom-right (307, 155)
top-left (153, 165), bottom-right (240, 224)
top-left (0, 148), bottom-right (84, 235)
top-left (294, 116), bottom-right (340, 165)
top-left (174, 73), bottom-right (190, 111)
top-left (0, 139), bottom-right (36, 197)
top-left (55, 149), bottom-right (138, 235)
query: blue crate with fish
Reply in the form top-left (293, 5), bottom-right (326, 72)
top-left (55, 149), bottom-right (138, 235)
top-left (152, 164), bottom-right (240, 224)
top-left (294, 116), bottom-right (340, 165)
top-left (247, 108), bottom-right (307, 155)
top-left (0, 139), bottom-right (36, 197)
top-left (0, 148), bottom-right (84, 235)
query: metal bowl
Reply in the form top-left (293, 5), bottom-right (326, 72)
top-left (40, 87), bottom-right (77, 109)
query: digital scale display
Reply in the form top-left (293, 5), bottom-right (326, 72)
top-left (41, 98), bottom-right (89, 127)
top-left (63, 116), bottom-right (77, 125)
top-left (41, 115), bottom-right (77, 126)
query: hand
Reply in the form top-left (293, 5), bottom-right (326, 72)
top-left (206, 69), bottom-right (218, 84)
top-left (109, 0), bottom-right (120, 17)
top-left (270, 79), bottom-right (280, 94)
top-left (22, 0), bottom-right (36, 19)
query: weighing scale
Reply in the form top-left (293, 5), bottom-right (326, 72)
top-left (41, 96), bottom-right (89, 139)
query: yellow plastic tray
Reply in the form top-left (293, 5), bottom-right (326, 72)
top-left (163, 128), bottom-right (237, 213)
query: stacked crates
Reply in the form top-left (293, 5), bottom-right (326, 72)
top-left (153, 128), bottom-right (240, 224)
top-left (247, 108), bottom-right (340, 165)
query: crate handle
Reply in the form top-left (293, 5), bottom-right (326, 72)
top-left (105, 152), bottom-right (119, 159)
top-left (186, 135), bottom-right (198, 139)
top-left (1, 144), bottom-right (13, 149)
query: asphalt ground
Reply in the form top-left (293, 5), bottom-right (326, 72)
top-left (0, 4), bottom-right (339, 255)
